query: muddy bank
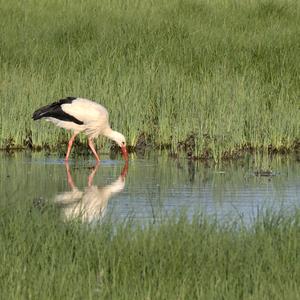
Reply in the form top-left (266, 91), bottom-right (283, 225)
top-left (1, 133), bottom-right (299, 161)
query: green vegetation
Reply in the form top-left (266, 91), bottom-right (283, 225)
top-left (0, 0), bottom-right (299, 160)
top-left (0, 198), bottom-right (299, 299)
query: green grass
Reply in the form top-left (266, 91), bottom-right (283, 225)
top-left (0, 199), bottom-right (299, 299)
top-left (0, 0), bottom-right (299, 160)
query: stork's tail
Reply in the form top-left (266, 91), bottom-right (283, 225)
top-left (32, 103), bottom-right (55, 120)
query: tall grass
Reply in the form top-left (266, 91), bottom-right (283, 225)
top-left (0, 0), bottom-right (299, 160)
top-left (0, 198), bottom-right (299, 299)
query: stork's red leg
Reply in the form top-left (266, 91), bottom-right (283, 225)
top-left (65, 133), bottom-right (78, 161)
top-left (88, 138), bottom-right (100, 161)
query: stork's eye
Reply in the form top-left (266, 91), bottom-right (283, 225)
top-left (122, 141), bottom-right (125, 145)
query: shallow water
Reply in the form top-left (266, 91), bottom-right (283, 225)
top-left (1, 152), bottom-right (299, 224)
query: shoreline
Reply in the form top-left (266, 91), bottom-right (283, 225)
top-left (1, 139), bottom-right (299, 162)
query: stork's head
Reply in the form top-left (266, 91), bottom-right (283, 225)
top-left (111, 131), bottom-right (128, 160)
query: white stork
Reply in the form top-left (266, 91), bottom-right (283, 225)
top-left (32, 97), bottom-right (128, 161)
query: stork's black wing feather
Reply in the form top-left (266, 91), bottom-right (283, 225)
top-left (32, 97), bottom-right (84, 125)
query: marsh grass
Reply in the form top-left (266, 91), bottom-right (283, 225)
top-left (0, 0), bottom-right (299, 160)
top-left (0, 198), bottom-right (299, 300)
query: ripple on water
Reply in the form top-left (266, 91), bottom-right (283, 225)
top-left (1, 152), bottom-right (299, 225)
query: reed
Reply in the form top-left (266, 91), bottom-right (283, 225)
top-left (0, 198), bottom-right (299, 299)
top-left (0, 0), bottom-right (299, 160)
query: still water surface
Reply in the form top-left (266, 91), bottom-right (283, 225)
top-left (1, 152), bottom-right (299, 224)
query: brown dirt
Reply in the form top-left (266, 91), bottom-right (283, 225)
top-left (1, 134), bottom-right (299, 162)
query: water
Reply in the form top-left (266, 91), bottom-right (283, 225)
top-left (1, 152), bottom-right (299, 224)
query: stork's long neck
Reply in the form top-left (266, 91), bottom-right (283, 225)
top-left (103, 127), bottom-right (128, 160)
top-left (102, 127), bottom-right (119, 143)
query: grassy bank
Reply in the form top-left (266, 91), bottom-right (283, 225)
top-left (0, 0), bottom-right (299, 160)
top-left (0, 198), bottom-right (299, 299)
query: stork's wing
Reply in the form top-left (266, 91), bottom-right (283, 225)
top-left (61, 98), bottom-right (109, 125)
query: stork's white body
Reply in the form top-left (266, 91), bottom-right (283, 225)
top-left (47, 98), bottom-right (109, 138)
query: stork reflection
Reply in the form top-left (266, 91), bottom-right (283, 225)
top-left (54, 161), bottom-right (128, 222)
